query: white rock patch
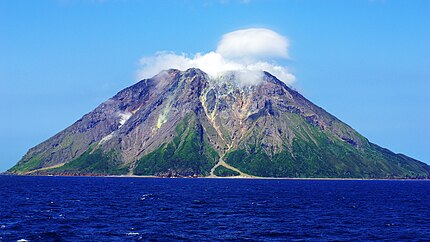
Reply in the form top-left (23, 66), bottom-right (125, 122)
top-left (118, 112), bottom-right (132, 127)
top-left (99, 133), bottom-right (114, 144)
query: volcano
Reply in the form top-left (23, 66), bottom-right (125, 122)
top-left (9, 68), bottom-right (430, 178)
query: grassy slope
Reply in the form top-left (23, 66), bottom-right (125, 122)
top-left (134, 115), bottom-right (219, 176)
top-left (48, 146), bottom-right (129, 175)
top-left (225, 113), bottom-right (430, 179)
top-left (8, 155), bottom-right (44, 174)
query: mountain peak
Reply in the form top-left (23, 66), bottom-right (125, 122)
top-left (8, 69), bottom-right (430, 178)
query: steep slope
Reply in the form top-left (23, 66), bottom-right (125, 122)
top-left (8, 68), bottom-right (430, 178)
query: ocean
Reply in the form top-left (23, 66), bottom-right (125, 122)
top-left (0, 175), bottom-right (429, 241)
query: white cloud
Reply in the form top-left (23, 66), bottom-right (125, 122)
top-left (216, 28), bottom-right (288, 60)
top-left (137, 28), bottom-right (295, 85)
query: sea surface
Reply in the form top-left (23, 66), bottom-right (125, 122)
top-left (0, 176), bottom-right (429, 241)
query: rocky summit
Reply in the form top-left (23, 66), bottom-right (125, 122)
top-left (8, 68), bottom-right (430, 178)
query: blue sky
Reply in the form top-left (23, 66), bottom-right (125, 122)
top-left (0, 0), bottom-right (429, 172)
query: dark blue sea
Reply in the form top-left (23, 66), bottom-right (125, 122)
top-left (1, 176), bottom-right (430, 241)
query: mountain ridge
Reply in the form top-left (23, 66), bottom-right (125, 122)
top-left (8, 68), bottom-right (430, 178)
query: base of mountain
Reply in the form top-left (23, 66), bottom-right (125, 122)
top-left (2, 172), bottom-right (430, 180)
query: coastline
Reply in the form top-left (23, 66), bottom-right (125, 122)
top-left (1, 172), bottom-right (428, 181)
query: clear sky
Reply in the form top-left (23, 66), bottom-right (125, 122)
top-left (0, 0), bottom-right (429, 172)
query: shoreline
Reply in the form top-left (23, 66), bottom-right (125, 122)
top-left (1, 173), bottom-right (428, 181)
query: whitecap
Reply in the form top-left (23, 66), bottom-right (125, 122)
top-left (140, 194), bottom-right (154, 200)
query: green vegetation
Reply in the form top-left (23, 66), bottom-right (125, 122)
top-left (134, 115), bottom-right (219, 176)
top-left (226, 138), bottom-right (430, 178)
top-left (225, 113), bottom-right (430, 179)
top-left (8, 156), bottom-right (43, 173)
top-left (214, 165), bottom-right (240, 177)
top-left (51, 147), bottom-right (128, 175)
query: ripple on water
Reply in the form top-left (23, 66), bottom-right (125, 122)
top-left (1, 176), bottom-right (430, 241)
